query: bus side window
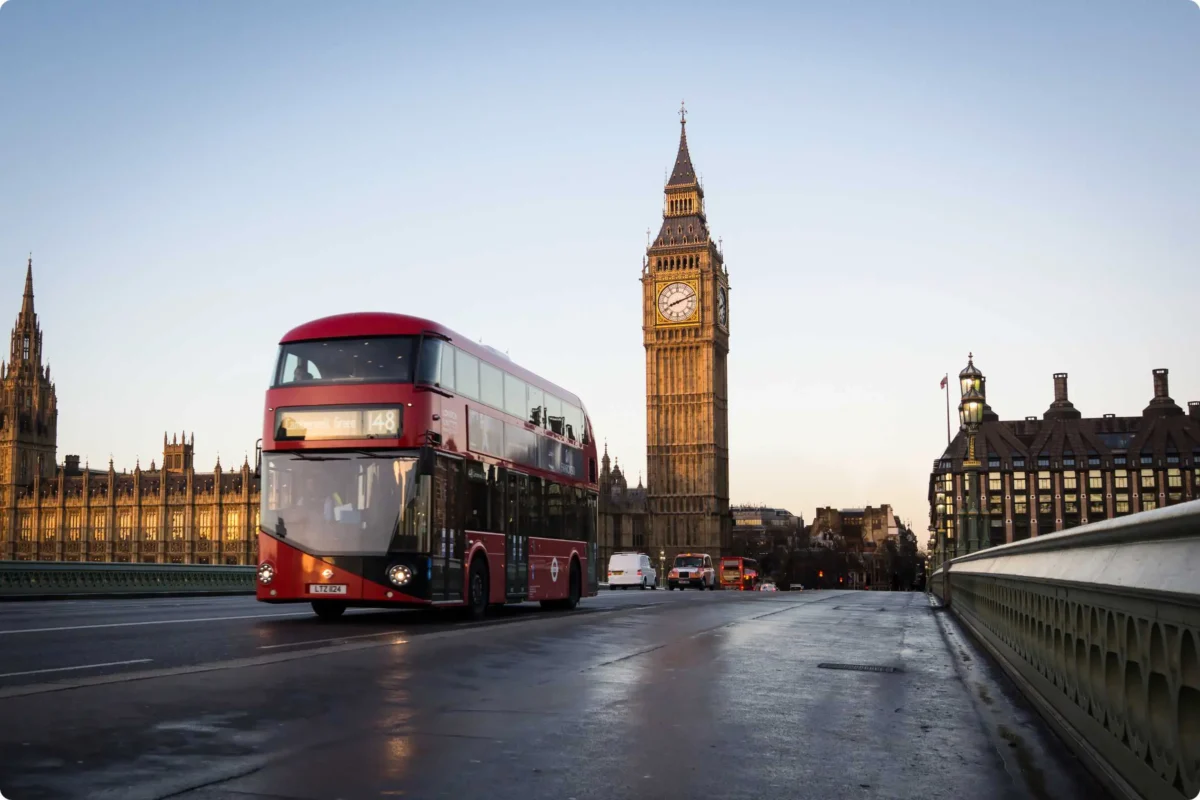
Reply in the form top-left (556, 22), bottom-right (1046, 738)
top-left (523, 476), bottom-right (544, 538)
top-left (487, 465), bottom-right (504, 534)
top-left (417, 338), bottom-right (443, 386)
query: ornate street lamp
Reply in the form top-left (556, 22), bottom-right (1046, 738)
top-left (958, 353), bottom-right (986, 554)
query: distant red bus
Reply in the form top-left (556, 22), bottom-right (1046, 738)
top-left (255, 313), bottom-right (600, 619)
top-left (719, 557), bottom-right (761, 591)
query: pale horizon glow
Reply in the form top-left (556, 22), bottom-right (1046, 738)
top-left (0, 0), bottom-right (1197, 532)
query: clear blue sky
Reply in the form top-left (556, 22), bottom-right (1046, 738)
top-left (1, 0), bottom-right (1197, 533)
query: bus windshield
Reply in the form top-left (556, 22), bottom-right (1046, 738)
top-left (260, 451), bottom-right (427, 555)
top-left (274, 336), bottom-right (417, 386)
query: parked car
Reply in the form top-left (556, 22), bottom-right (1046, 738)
top-left (607, 552), bottom-right (657, 590)
top-left (760, 581), bottom-right (778, 592)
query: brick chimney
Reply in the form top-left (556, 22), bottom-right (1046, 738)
top-left (1189, 401), bottom-right (1199, 421)
top-left (1045, 371), bottom-right (1080, 419)
top-left (1153, 368), bottom-right (1169, 400)
top-left (64, 455), bottom-right (80, 476)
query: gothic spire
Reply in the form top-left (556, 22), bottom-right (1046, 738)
top-left (667, 101), bottom-right (697, 187)
top-left (21, 255), bottom-right (34, 319)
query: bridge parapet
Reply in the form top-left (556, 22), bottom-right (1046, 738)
top-left (931, 500), bottom-right (1200, 800)
top-left (0, 560), bottom-right (255, 599)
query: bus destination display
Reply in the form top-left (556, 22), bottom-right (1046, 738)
top-left (276, 406), bottom-right (402, 441)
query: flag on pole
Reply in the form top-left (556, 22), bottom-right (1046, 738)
top-left (940, 374), bottom-right (948, 389)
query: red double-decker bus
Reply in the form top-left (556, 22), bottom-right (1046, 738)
top-left (719, 557), bottom-right (761, 591)
top-left (255, 313), bottom-right (600, 620)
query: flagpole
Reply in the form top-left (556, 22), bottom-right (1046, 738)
top-left (944, 375), bottom-right (951, 446)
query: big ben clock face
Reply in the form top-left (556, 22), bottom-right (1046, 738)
top-left (658, 282), bottom-right (697, 323)
top-left (717, 287), bottom-right (727, 327)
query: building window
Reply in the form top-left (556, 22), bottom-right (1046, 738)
top-left (1088, 495), bottom-right (1104, 515)
top-left (988, 473), bottom-right (1002, 492)
top-left (1013, 458), bottom-right (1025, 468)
top-left (1142, 497), bottom-right (1157, 512)
top-left (1038, 497), bottom-right (1053, 515)
top-left (988, 457), bottom-right (1000, 469)
top-left (1088, 455), bottom-right (1101, 467)
top-left (225, 510), bottom-right (241, 542)
top-left (1167, 468), bottom-right (1181, 488)
top-left (1037, 457), bottom-right (1050, 468)
top-left (1140, 469), bottom-right (1155, 489)
top-left (1064, 494), bottom-right (1079, 514)
top-left (171, 510), bottom-right (185, 540)
top-left (67, 512), bottom-right (82, 541)
top-left (1116, 494), bottom-right (1130, 514)
top-left (1063, 472), bottom-right (1077, 490)
top-left (1167, 453), bottom-right (1179, 465)
top-left (1012, 474), bottom-right (1027, 492)
top-left (197, 510), bottom-right (212, 540)
top-left (119, 512), bottom-right (133, 540)
top-left (1037, 471), bottom-right (1052, 491)
top-left (1168, 493), bottom-right (1183, 504)
top-left (19, 513), bottom-right (33, 541)
top-left (92, 512), bottom-right (106, 541)
top-left (1013, 496), bottom-right (1028, 515)
top-left (42, 513), bottom-right (57, 539)
top-left (1064, 455), bottom-right (1076, 467)
top-left (1088, 472), bottom-right (1103, 490)
top-left (143, 511), bottom-right (158, 541)
top-left (1140, 455), bottom-right (1153, 466)
top-left (1114, 470), bottom-right (1129, 489)
top-left (1114, 456), bottom-right (1127, 466)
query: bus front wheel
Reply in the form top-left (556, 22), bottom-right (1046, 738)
top-left (312, 600), bottom-right (346, 620)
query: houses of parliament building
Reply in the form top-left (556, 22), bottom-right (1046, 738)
top-left (0, 259), bottom-right (261, 564)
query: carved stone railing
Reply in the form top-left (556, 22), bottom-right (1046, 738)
top-left (0, 560), bottom-right (255, 599)
top-left (930, 501), bottom-right (1200, 800)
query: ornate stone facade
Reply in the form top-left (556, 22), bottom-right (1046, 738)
top-left (597, 444), bottom-right (649, 572)
top-left (0, 259), bottom-right (261, 564)
top-left (640, 108), bottom-right (732, 564)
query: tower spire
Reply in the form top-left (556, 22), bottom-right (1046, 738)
top-left (21, 254), bottom-right (34, 319)
top-left (667, 103), bottom-right (697, 187)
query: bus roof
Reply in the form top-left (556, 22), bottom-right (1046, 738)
top-left (279, 312), bottom-right (586, 411)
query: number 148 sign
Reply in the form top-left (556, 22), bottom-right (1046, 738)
top-left (366, 409), bottom-right (399, 435)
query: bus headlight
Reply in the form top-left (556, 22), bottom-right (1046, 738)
top-left (258, 563), bottom-right (275, 585)
top-left (387, 564), bottom-right (413, 587)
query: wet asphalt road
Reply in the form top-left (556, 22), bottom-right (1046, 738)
top-left (0, 589), bottom-right (1108, 800)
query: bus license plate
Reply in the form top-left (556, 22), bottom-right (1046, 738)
top-left (309, 584), bottom-right (347, 595)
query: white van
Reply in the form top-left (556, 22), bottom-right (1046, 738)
top-left (607, 552), bottom-right (657, 590)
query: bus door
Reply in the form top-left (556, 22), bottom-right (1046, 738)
top-left (504, 470), bottom-right (528, 599)
top-left (431, 456), bottom-right (464, 601)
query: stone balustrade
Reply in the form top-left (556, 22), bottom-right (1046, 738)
top-left (0, 560), bottom-right (255, 599)
top-left (931, 500), bottom-right (1200, 800)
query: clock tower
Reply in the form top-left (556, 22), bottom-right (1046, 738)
top-left (641, 106), bottom-right (731, 563)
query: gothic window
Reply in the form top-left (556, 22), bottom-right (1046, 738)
top-left (42, 513), bottom-right (57, 539)
top-left (22, 335), bottom-right (29, 360)
top-left (118, 511), bottom-right (133, 540)
top-left (143, 511), bottom-right (158, 541)
top-left (198, 510), bottom-right (212, 540)
top-left (92, 512), bottom-right (106, 541)
top-left (171, 510), bottom-right (185, 540)
top-left (226, 510), bottom-right (241, 541)
top-left (67, 512), bottom-right (81, 541)
top-left (19, 512), bottom-right (33, 541)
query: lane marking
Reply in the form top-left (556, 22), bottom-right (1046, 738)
top-left (0, 611), bottom-right (314, 635)
top-left (258, 632), bottom-right (409, 650)
top-left (0, 659), bottom-right (152, 680)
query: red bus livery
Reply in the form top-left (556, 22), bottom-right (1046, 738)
top-left (255, 313), bottom-right (600, 619)
top-left (719, 557), bottom-right (761, 591)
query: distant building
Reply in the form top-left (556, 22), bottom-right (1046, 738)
top-left (0, 258), bottom-right (261, 564)
top-left (929, 362), bottom-right (1200, 559)
top-left (597, 445), bottom-right (649, 571)
top-left (809, 505), bottom-right (897, 554)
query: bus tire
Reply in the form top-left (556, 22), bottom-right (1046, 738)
top-left (466, 556), bottom-right (489, 621)
top-left (311, 600), bottom-right (346, 620)
top-left (564, 559), bottom-right (581, 610)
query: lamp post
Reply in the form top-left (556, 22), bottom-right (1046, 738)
top-left (659, 548), bottom-right (665, 588)
top-left (958, 354), bottom-right (986, 555)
